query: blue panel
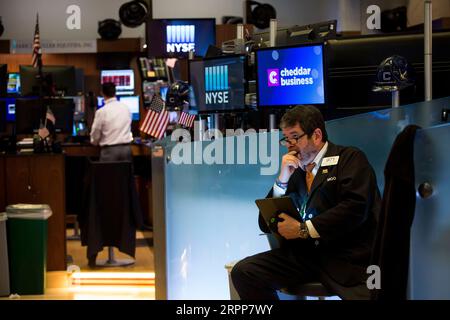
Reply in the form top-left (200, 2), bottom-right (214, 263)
top-left (163, 132), bottom-right (279, 299)
top-left (326, 97), bottom-right (450, 191)
top-left (409, 123), bottom-right (450, 299)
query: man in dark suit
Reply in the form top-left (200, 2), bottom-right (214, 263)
top-left (231, 105), bottom-right (381, 300)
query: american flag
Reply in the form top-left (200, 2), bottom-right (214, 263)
top-left (139, 95), bottom-right (169, 140)
top-left (31, 14), bottom-right (42, 68)
top-left (178, 111), bottom-right (196, 128)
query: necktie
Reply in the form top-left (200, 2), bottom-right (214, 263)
top-left (305, 162), bottom-right (316, 194)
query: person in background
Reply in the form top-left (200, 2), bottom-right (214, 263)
top-left (90, 82), bottom-right (133, 162)
top-left (231, 105), bottom-right (381, 300)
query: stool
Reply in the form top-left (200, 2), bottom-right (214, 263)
top-left (95, 247), bottom-right (135, 267)
top-left (226, 260), bottom-right (335, 300)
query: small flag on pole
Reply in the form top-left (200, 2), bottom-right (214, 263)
top-left (31, 14), bottom-right (42, 68)
top-left (178, 111), bottom-right (196, 128)
top-left (139, 95), bottom-right (169, 140)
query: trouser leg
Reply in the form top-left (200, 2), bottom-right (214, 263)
top-left (231, 247), bottom-right (319, 300)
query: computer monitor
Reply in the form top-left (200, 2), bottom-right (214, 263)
top-left (7, 73), bottom-right (21, 95)
top-left (255, 43), bottom-right (326, 108)
top-left (15, 98), bottom-right (44, 134)
top-left (15, 97), bottom-right (75, 134)
top-left (146, 18), bottom-right (216, 58)
top-left (0, 97), bottom-right (17, 122)
top-left (0, 64), bottom-right (7, 97)
top-left (189, 54), bottom-right (247, 113)
top-left (119, 96), bottom-right (140, 121)
top-left (160, 86), bottom-right (169, 101)
top-left (49, 98), bottom-right (76, 134)
top-left (100, 69), bottom-right (134, 95)
top-left (97, 96), bottom-right (140, 121)
top-left (19, 65), bottom-right (77, 96)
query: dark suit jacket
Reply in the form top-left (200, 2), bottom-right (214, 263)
top-left (259, 141), bottom-right (381, 287)
top-left (370, 125), bottom-right (420, 300)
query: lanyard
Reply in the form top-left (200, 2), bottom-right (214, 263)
top-left (299, 196), bottom-right (309, 221)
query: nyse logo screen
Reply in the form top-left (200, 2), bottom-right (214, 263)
top-left (205, 65), bottom-right (229, 105)
top-left (166, 25), bottom-right (196, 53)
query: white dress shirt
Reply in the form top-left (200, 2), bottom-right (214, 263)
top-left (90, 97), bottom-right (133, 146)
top-left (273, 142), bottom-right (329, 238)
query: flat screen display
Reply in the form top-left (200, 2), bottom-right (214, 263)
top-left (97, 96), bottom-right (140, 121)
top-left (20, 65), bottom-right (77, 96)
top-left (100, 69), bottom-right (134, 95)
top-left (0, 97), bottom-right (16, 122)
top-left (7, 73), bottom-right (21, 95)
top-left (256, 44), bottom-right (325, 107)
top-left (189, 55), bottom-right (246, 113)
top-left (119, 96), bottom-right (140, 121)
top-left (147, 18), bottom-right (216, 58)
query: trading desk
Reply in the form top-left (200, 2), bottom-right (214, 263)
top-left (62, 142), bottom-right (152, 157)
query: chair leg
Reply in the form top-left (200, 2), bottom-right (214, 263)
top-left (107, 247), bottom-right (115, 264)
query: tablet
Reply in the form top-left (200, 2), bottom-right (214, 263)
top-left (255, 196), bottom-right (302, 236)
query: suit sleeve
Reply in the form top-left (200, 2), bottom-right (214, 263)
top-left (258, 170), bottom-right (302, 233)
top-left (310, 149), bottom-right (378, 241)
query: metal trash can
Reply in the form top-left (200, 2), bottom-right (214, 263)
top-left (0, 212), bottom-right (10, 297)
top-left (6, 204), bottom-right (52, 295)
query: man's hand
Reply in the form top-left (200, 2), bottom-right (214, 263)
top-left (277, 213), bottom-right (301, 240)
top-left (278, 151), bottom-right (300, 183)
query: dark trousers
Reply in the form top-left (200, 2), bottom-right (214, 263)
top-left (231, 247), bottom-right (321, 300)
top-left (231, 247), bottom-right (371, 300)
top-left (100, 144), bottom-right (132, 162)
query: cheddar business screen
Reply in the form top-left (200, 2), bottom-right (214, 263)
top-left (256, 44), bottom-right (325, 107)
top-left (189, 55), bottom-right (246, 112)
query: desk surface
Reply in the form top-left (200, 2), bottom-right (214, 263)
top-left (62, 143), bottom-right (152, 157)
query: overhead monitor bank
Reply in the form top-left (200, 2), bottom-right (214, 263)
top-left (256, 44), bottom-right (326, 107)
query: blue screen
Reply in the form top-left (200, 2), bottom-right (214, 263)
top-left (256, 44), bottom-right (325, 107)
top-left (7, 73), bottom-right (21, 95)
top-left (0, 97), bottom-right (16, 122)
top-left (160, 86), bottom-right (168, 101)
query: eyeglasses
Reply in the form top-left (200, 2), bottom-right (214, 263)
top-left (279, 132), bottom-right (307, 146)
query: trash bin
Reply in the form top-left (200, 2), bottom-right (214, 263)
top-left (0, 212), bottom-right (10, 297)
top-left (6, 204), bottom-right (52, 295)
